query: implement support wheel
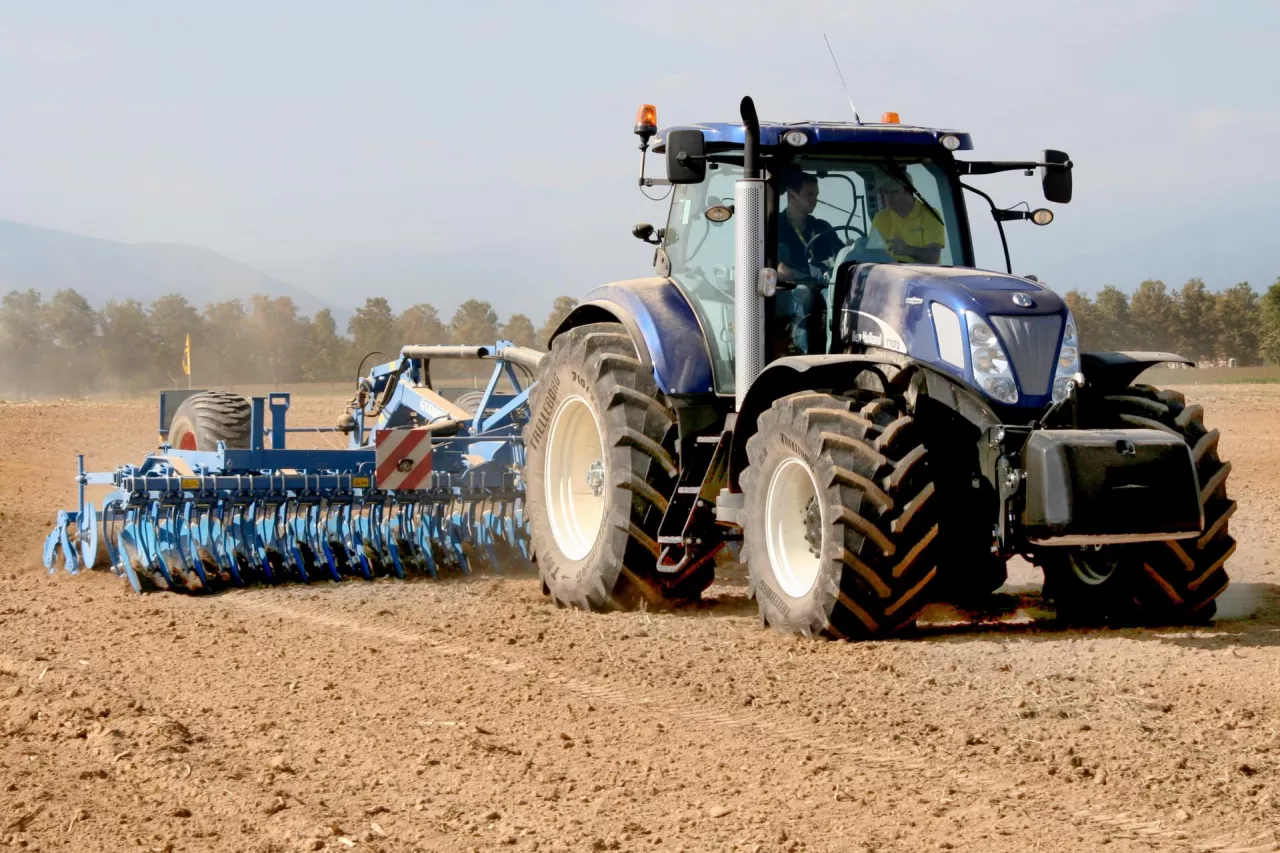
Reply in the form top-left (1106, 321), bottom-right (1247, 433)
top-left (168, 391), bottom-right (253, 451)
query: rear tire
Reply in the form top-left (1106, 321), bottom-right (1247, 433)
top-left (168, 391), bottom-right (252, 451)
top-left (741, 391), bottom-right (942, 639)
top-left (1039, 384), bottom-right (1235, 624)
top-left (524, 323), bottom-right (711, 610)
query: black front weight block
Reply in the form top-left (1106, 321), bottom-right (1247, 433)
top-left (1021, 429), bottom-right (1202, 546)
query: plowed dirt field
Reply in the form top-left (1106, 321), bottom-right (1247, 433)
top-left (2, 387), bottom-right (1278, 853)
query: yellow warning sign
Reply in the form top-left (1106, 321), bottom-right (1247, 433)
top-left (352, 476), bottom-right (370, 489)
top-left (180, 477), bottom-right (201, 490)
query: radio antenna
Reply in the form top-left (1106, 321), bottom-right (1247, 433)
top-left (823, 34), bottom-right (861, 125)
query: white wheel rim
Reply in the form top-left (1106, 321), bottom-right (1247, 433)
top-left (544, 395), bottom-right (607, 561)
top-left (764, 456), bottom-right (823, 598)
top-left (1069, 548), bottom-right (1119, 586)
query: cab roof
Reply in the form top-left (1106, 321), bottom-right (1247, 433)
top-left (653, 121), bottom-right (973, 152)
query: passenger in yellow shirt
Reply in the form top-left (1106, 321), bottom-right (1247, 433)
top-left (871, 177), bottom-right (946, 264)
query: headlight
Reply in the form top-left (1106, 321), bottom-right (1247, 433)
top-left (973, 347), bottom-right (1008, 375)
top-left (968, 320), bottom-right (996, 347)
top-left (965, 311), bottom-right (1018, 404)
top-left (1051, 311), bottom-right (1080, 403)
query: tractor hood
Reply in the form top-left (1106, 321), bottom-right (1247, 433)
top-left (835, 264), bottom-right (1069, 410)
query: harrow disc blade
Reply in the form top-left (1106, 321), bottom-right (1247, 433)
top-left (43, 511), bottom-right (71, 573)
top-left (285, 501), bottom-right (317, 582)
top-left (116, 515), bottom-right (150, 594)
top-left (79, 501), bottom-right (107, 570)
top-left (178, 501), bottom-right (210, 587)
top-left (135, 503), bottom-right (174, 590)
top-left (155, 503), bottom-right (202, 591)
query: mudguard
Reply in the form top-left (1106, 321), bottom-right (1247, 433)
top-left (551, 278), bottom-right (715, 397)
top-left (1081, 351), bottom-right (1192, 389)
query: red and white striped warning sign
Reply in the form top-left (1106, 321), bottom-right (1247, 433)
top-left (374, 428), bottom-right (435, 490)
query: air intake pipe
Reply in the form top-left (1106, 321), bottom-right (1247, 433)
top-left (733, 96), bottom-right (765, 410)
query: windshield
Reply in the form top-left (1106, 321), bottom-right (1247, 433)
top-left (776, 155), bottom-right (967, 285)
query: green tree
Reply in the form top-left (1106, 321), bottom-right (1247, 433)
top-left (202, 299), bottom-right (251, 385)
top-left (0, 289), bottom-right (47, 398)
top-left (248, 295), bottom-right (309, 384)
top-left (396, 303), bottom-right (447, 346)
top-left (1212, 282), bottom-right (1260, 366)
top-left (449, 299), bottom-right (499, 346)
top-left (45, 289), bottom-right (100, 395)
top-left (1129, 279), bottom-right (1176, 351)
top-left (348, 297), bottom-right (398, 359)
top-left (499, 313), bottom-right (537, 349)
top-left (303, 308), bottom-right (349, 383)
top-left (1092, 285), bottom-right (1131, 351)
top-left (100, 299), bottom-right (154, 393)
top-left (149, 294), bottom-right (204, 387)
top-left (1062, 290), bottom-right (1097, 351)
top-left (1259, 278), bottom-right (1280, 364)
top-left (536, 296), bottom-right (579, 348)
top-left (1173, 278), bottom-right (1218, 362)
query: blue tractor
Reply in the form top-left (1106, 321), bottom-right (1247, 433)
top-left (526, 97), bottom-right (1234, 637)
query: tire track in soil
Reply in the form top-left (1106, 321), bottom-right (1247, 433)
top-left (225, 592), bottom-right (1279, 853)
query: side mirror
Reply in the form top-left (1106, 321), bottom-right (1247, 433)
top-left (1041, 149), bottom-right (1072, 204)
top-left (665, 129), bottom-right (706, 185)
top-left (632, 223), bottom-right (663, 245)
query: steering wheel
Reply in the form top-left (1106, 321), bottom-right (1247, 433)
top-left (803, 225), bottom-right (869, 280)
top-left (831, 225), bottom-right (867, 241)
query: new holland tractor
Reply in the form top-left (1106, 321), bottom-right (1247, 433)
top-left (45, 96), bottom-right (1234, 640)
top-left (525, 97), bottom-right (1233, 637)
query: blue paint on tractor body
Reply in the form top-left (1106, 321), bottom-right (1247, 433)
top-left (839, 264), bottom-right (1068, 411)
top-left (655, 121), bottom-right (973, 151)
top-left (567, 278), bottom-right (716, 397)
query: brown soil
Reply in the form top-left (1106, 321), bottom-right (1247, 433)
top-left (2, 388), bottom-right (1278, 853)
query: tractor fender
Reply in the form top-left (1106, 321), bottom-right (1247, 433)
top-left (728, 353), bottom-right (1001, 490)
top-left (550, 278), bottom-right (715, 396)
top-left (1081, 351), bottom-right (1192, 389)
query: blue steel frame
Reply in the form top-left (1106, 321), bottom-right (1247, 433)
top-left (44, 342), bottom-right (539, 592)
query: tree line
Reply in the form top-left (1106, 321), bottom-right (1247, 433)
top-left (1064, 277), bottom-right (1280, 366)
top-left (0, 290), bottom-right (580, 398)
top-left (4, 277), bottom-right (1280, 399)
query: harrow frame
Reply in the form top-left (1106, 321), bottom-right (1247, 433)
top-left (45, 342), bottom-right (544, 593)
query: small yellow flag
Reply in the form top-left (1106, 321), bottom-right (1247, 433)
top-left (182, 334), bottom-right (191, 376)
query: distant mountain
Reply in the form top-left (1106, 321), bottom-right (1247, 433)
top-left (0, 218), bottom-right (349, 322)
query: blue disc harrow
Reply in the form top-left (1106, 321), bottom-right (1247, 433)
top-left (45, 343), bottom-right (542, 594)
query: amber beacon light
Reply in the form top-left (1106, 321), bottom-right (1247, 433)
top-left (634, 104), bottom-right (658, 151)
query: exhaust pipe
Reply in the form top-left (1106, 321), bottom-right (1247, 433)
top-left (733, 96), bottom-right (765, 410)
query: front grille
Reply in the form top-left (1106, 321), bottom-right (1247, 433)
top-left (990, 315), bottom-right (1062, 396)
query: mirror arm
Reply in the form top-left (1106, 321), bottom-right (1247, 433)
top-left (957, 160), bottom-right (1073, 176)
top-left (960, 182), bottom-right (1012, 275)
top-left (637, 148), bottom-right (672, 187)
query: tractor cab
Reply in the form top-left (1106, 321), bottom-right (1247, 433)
top-left (638, 109), bottom-right (1070, 397)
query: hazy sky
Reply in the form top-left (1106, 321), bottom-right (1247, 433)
top-left (1, 0), bottom-right (1277, 316)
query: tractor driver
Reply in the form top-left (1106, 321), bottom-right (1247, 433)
top-left (870, 175), bottom-right (946, 264)
top-left (776, 169), bottom-right (841, 354)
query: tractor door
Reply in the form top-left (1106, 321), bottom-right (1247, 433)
top-left (663, 161), bottom-right (744, 396)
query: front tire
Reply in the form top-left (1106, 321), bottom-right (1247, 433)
top-left (1039, 384), bottom-right (1235, 624)
top-left (741, 391), bottom-right (943, 639)
top-left (524, 323), bottom-right (711, 610)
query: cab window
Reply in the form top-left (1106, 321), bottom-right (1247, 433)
top-left (664, 161), bottom-right (742, 395)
